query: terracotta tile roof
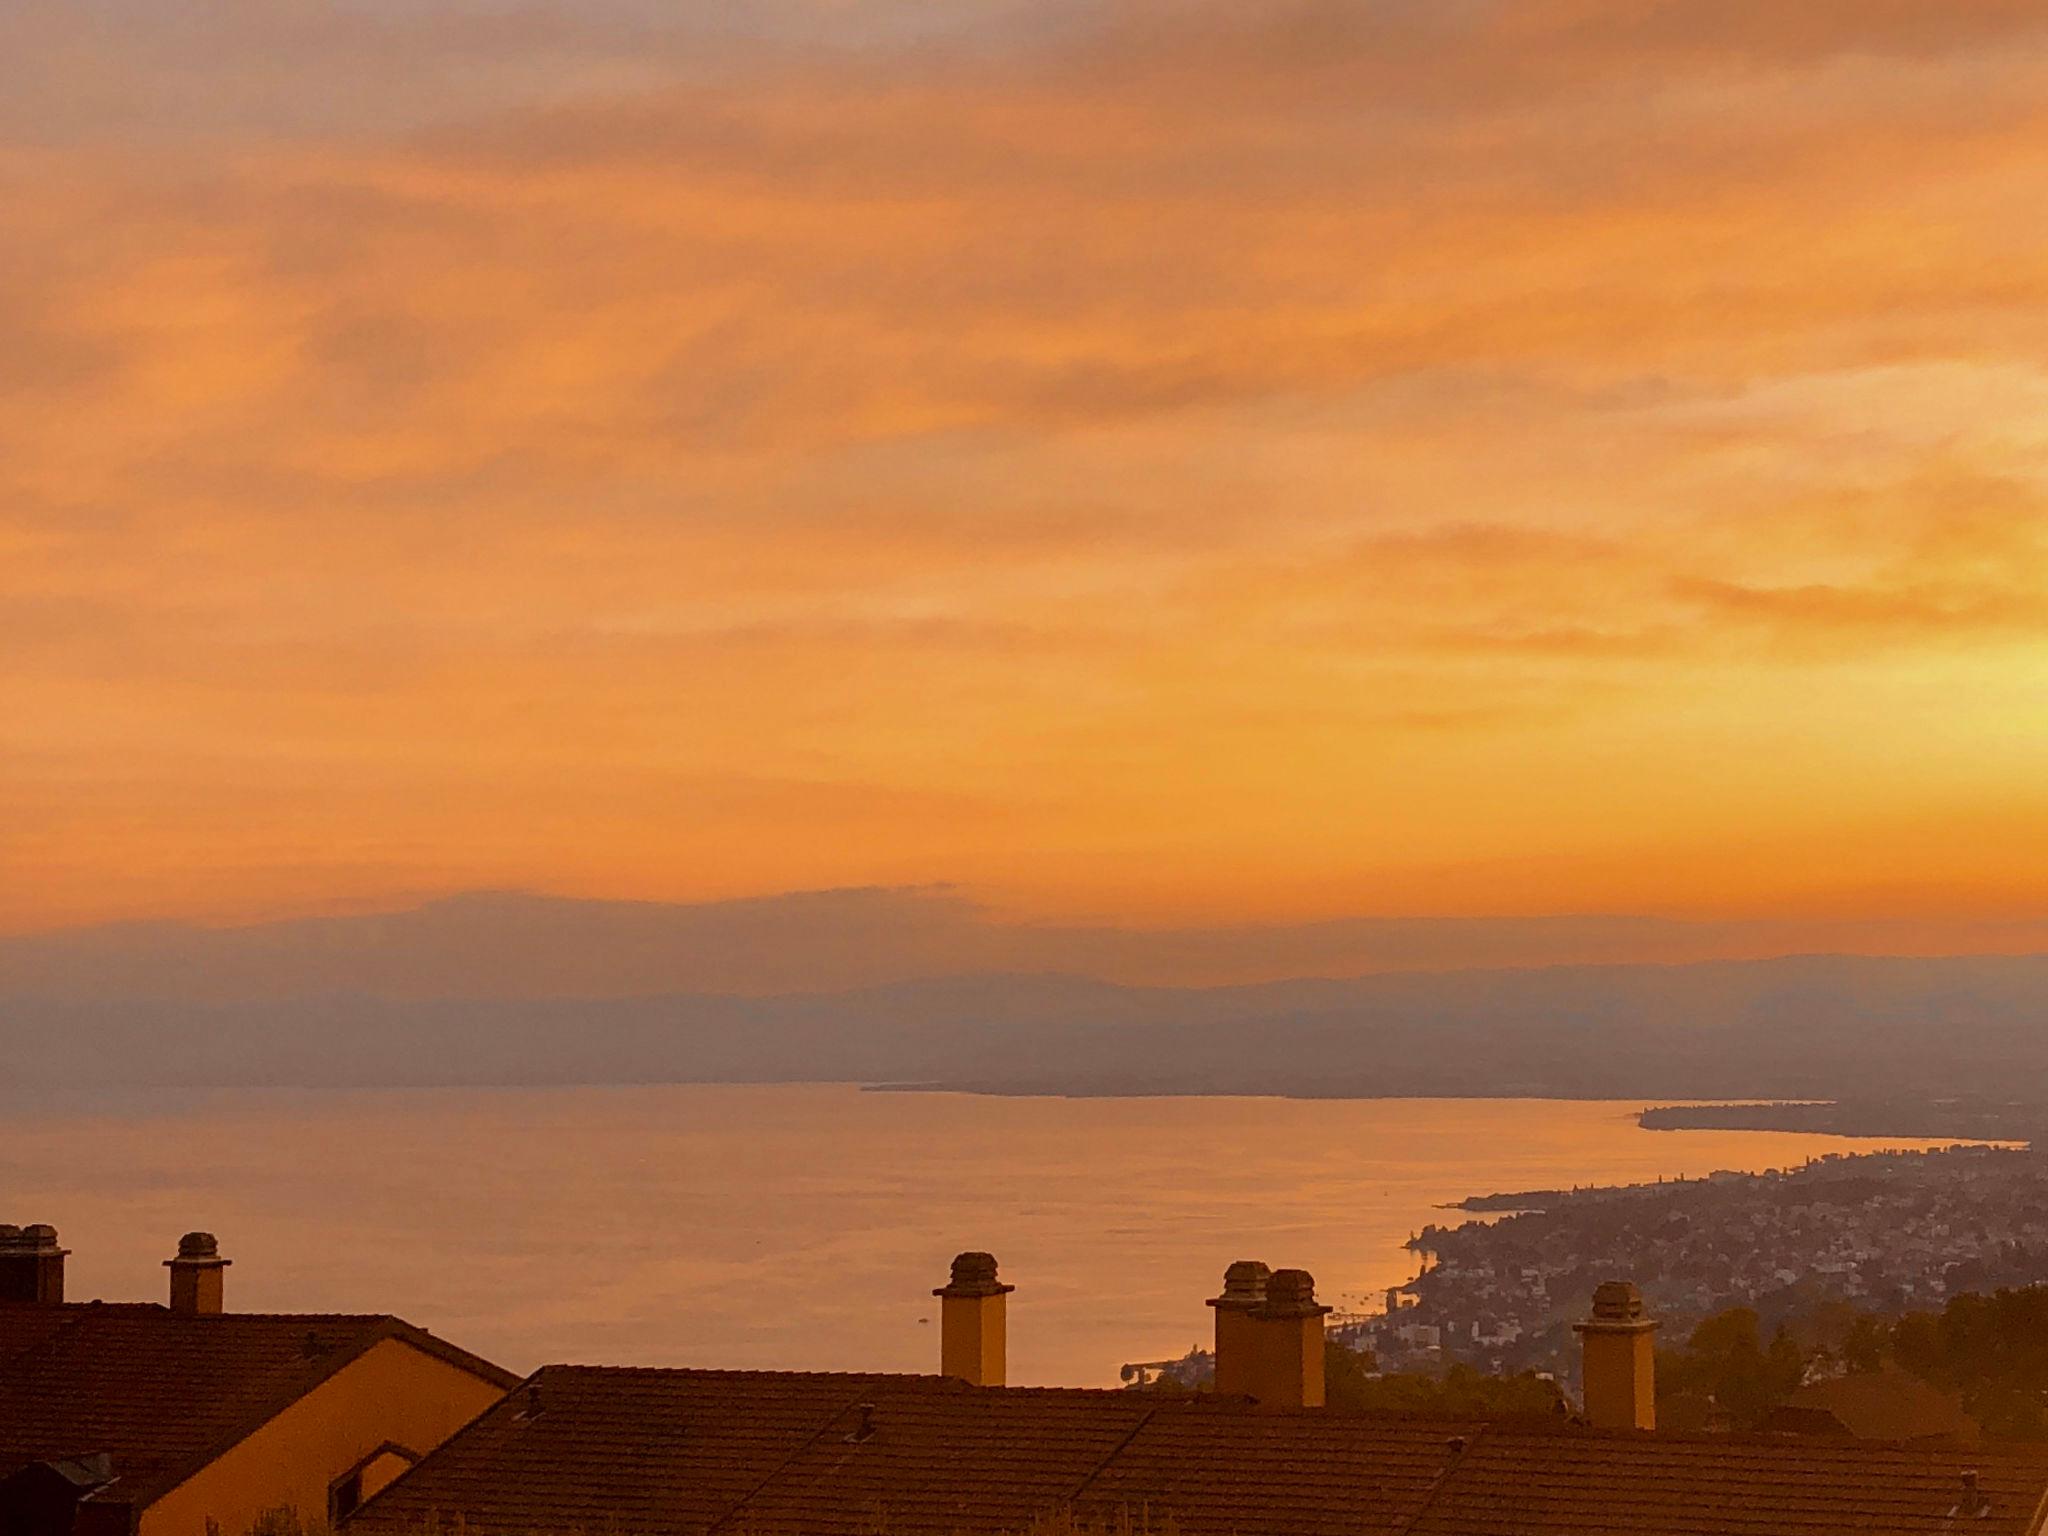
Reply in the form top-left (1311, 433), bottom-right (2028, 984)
top-left (353, 1368), bottom-right (950, 1536)
top-left (1074, 1408), bottom-right (1485, 1535)
top-left (715, 1380), bottom-right (1157, 1536)
top-left (0, 1299), bottom-right (131, 1368)
top-left (1404, 1425), bottom-right (2048, 1536)
top-left (1772, 1371), bottom-right (1980, 1444)
top-left (360, 1369), bottom-right (1226, 1536)
top-left (0, 1301), bottom-right (517, 1509)
top-left (348, 1367), bottom-right (2048, 1536)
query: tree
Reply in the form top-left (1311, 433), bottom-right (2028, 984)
top-left (1655, 1307), bottom-right (1804, 1431)
top-left (1324, 1342), bottom-right (1564, 1418)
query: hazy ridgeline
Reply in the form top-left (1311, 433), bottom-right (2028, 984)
top-left (6, 894), bottom-right (2048, 1098)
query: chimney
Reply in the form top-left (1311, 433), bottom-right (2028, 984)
top-left (0, 1224), bottom-right (68, 1304)
top-left (1574, 1280), bottom-right (1658, 1430)
top-left (166, 1232), bottom-right (231, 1315)
top-left (1246, 1268), bottom-right (1331, 1409)
top-left (1205, 1260), bottom-right (1270, 1396)
top-left (934, 1251), bottom-right (1013, 1386)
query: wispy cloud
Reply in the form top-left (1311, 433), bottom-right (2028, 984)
top-left (6, 1), bottom-right (2048, 933)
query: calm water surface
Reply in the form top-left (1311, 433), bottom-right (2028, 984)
top-left (0, 1085), bottom-right (1970, 1384)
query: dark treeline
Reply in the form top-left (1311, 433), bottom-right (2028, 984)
top-left (1135, 1341), bottom-right (1568, 1421)
top-left (1661, 1287), bottom-right (2048, 1439)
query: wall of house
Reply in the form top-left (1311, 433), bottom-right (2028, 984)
top-left (137, 1340), bottom-right (506, 1536)
top-left (354, 1449), bottom-right (415, 1506)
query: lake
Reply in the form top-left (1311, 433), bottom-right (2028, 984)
top-left (0, 1084), bottom-right (1971, 1384)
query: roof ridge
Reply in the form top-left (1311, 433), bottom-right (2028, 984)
top-left (1062, 1399), bottom-right (1161, 1510)
top-left (2019, 1472), bottom-right (2048, 1536)
top-left (349, 1365), bottom-right (542, 1528)
top-left (93, 1314), bottom-right (511, 1508)
top-left (0, 1300), bottom-right (164, 1316)
top-left (1389, 1421), bottom-right (1492, 1536)
top-left (96, 1317), bottom-right (403, 1509)
top-left (537, 1364), bottom-right (943, 1381)
top-left (524, 1363), bottom-right (1149, 1395)
top-left (377, 1317), bottom-right (521, 1391)
top-left (705, 1385), bottom-right (889, 1535)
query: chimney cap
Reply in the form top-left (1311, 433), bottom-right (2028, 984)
top-left (0, 1224), bottom-right (67, 1256)
top-left (935, 1251), bottom-right (1015, 1299)
top-left (1207, 1259), bottom-right (1272, 1310)
top-left (1592, 1280), bottom-right (1644, 1320)
top-left (1257, 1268), bottom-right (1333, 1320)
top-left (165, 1231), bottom-right (230, 1267)
top-left (1574, 1279), bottom-right (1657, 1334)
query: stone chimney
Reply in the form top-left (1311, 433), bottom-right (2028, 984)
top-left (166, 1232), bottom-right (231, 1315)
top-left (1574, 1280), bottom-right (1658, 1430)
top-left (934, 1251), bottom-right (1013, 1386)
top-left (1246, 1268), bottom-right (1332, 1409)
top-left (0, 1224), bottom-right (68, 1304)
top-left (1205, 1260), bottom-right (1271, 1397)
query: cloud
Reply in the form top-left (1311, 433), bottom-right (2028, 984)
top-left (1675, 574), bottom-right (2048, 645)
top-left (7, 1), bottom-right (2048, 932)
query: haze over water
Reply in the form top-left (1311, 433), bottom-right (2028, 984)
top-left (1, 1085), bottom-right (1981, 1385)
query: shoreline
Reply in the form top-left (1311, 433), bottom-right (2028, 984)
top-left (867, 1083), bottom-right (2034, 1146)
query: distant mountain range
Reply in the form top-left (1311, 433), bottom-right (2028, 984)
top-left (4, 891), bottom-right (2048, 1102)
top-left (10, 887), bottom-right (2048, 998)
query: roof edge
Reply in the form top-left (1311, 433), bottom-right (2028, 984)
top-left (92, 1316), bottom-right (516, 1512)
top-left (348, 1365), bottom-right (541, 1529)
top-left (381, 1318), bottom-right (522, 1393)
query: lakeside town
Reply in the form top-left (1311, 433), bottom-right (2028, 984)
top-left (1369, 1143), bottom-right (2048, 1378)
top-left (1127, 1143), bottom-right (2048, 1393)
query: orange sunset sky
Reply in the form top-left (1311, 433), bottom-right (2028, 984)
top-left (6, 1), bottom-right (2048, 946)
